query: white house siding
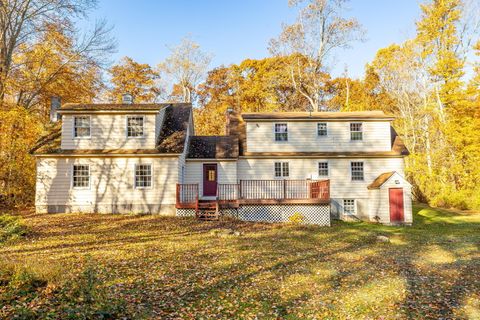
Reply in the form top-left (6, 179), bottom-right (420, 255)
top-left (61, 114), bottom-right (157, 150)
top-left (35, 156), bottom-right (179, 214)
top-left (184, 160), bottom-right (237, 198)
top-left (245, 121), bottom-right (392, 153)
top-left (237, 157), bottom-right (405, 219)
top-left (368, 176), bottom-right (413, 224)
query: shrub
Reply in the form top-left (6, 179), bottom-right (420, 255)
top-left (0, 214), bottom-right (28, 244)
top-left (289, 212), bottom-right (305, 224)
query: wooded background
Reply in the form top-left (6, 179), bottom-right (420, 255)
top-left (1, 0), bottom-right (479, 210)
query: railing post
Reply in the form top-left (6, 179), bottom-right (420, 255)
top-left (239, 180), bottom-right (242, 199)
top-left (283, 179), bottom-right (286, 199)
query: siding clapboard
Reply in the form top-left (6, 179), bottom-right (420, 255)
top-left (61, 114), bottom-right (157, 149)
top-left (246, 121), bottom-right (392, 153)
top-left (35, 157), bottom-right (179, 209)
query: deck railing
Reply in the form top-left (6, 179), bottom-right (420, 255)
top-left (176, 179), bottom-right (330, 207)
top-left (176, 183), bottom-right (198, 208)
top-left (220, 179), bottom-right (330, 201)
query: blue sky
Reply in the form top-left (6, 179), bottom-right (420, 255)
top-left (85, 0), bottom-right (422, 79)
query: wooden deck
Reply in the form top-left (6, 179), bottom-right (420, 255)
top-left (176, 179), bottom-right (330, 210)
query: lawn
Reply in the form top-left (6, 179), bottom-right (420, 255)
top-left (1, 204), bottom-right (480, 319)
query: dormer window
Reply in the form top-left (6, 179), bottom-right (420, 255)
top-left (73, 116), bottom-right (91, 138)
top-left (350, 123), bottom-right (363, 140)
top-left (274, 123), bottom-right (288, 141)
top-left (317, 123), bottom-right (327, 136)
top-left (127, 116), bottom-right (144, 138)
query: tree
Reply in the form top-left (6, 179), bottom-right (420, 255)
top-left (108, 57), bottom-right (159, 103)
top-left (0, 0), bottom-right (114, 106)
top-left (269, 0), bottom-right (364, 111)
top-left (158, 37), bottom-right (212, 103)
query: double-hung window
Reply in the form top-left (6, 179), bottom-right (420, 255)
top-left (350, 122), bottom-right (363, 140)
top-left (72, 165), bottom-right (90, 189)
top-left (344, 199), bottom-right (356, 215)
top-left (73, 116), bottom-right (91, 138)
top-left (351, 161), bottom-right (364, 181)
top-left (274, 123), bottom-right (288, 141)
top-left (127, 116), bottom-right (144, 138)
top-left (135, 164), bottom-right (152, 188)
top-left (318, 162), bottom-right (329, 177)
top-left (317, 123), bottom-right (327, 136)
top-left (274, 162), bottom-right (289, 178)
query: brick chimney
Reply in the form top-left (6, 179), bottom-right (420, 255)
top-left (225, 106), bottom-right (234, 136)
top-left (50, 97), bottom-right (61, 122)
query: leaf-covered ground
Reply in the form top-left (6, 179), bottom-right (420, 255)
top-left (1, 204), bottom-right (480, 319)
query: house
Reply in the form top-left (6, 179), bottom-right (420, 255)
top-left (34, 98), bottom-right (412, 226)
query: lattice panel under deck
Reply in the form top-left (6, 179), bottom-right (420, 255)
top-left (177, 205), bottom-right (330, 226)
top-left (238, 204), bottom-right (330, 226)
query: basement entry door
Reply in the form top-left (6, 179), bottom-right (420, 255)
top-left (389, 188), bottom-right (404, 222)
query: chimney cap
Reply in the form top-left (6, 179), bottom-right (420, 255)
top-left (122, 93), bottom-right (134, 104)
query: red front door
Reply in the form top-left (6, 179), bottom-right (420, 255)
top-left (203, 164), bottom-right (217, 196)
top-left (389, 188), bottom-right (404, 222)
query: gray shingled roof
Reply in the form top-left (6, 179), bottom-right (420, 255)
top-left (187, 136), bottom-right (239, 159)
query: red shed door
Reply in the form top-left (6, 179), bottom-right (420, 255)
top-left (389, 188), bottom-right (404, 222)
top-left (203, 164), bottom-right (217, 196)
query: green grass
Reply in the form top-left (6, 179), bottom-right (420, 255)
top-left (1, 204), bottom-right (479, 319)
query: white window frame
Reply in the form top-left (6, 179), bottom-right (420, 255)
top-left (73, 115), bottom-right (91, 139)
top-left (343, 199), bottom-right (356, 215)
top-left (274, 162), bottom-right (289, 178)
top-left (134, 163), bottom-right (153, 189)
top-left (126, 115), bottom-right (145, 139)
top-left (71, 164), bottom-right (90, 190)
top-left (350, 122), bottom-right (363, 141)
top-left (351, 161), bottom-right (364, 181)
top-left (318, 161), bottom-right (329, 177)
top-left (317, 122), bottom-right (328, 137)
top-left (274, 123), bottom-right (288, 142)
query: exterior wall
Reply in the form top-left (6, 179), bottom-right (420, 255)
top-left (61, 114), bottom-right (158, 150)
top-left (237, 157), bottom-right (405, 219)
top-left (35, 156), bottom-right (179, 214)
top-left (368, 177), bottom-right (413, 224)
top-left (184, 160), bottom-right (237, 197)
top-left (245, 120), bottom-right (392, 153)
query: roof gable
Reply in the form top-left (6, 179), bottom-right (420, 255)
top-left (368, 171), bottom-right (411, 189)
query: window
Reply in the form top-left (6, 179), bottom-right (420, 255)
top-left (344, 199), bottom-right (356, 215)
top-left (318, 162), bottom-right (329, 177)
top-left (135, 164), bottom-right (152, 188)
top-left (73, 116), bottom-right (90, 138)
top-left (351, 161), bottom-right (364, 181)
top-left (350, 122), bottom-right (363, 140)
top-left (317, 123), bottom-right (327, 136)
top-left (274, 123), bottom-right (288, 141)
top-left (274, 162), bottom-right (289, 178)
top-left (72, 165), bottom-right (90, 188)
top-left (127, 116), bottom-right (144, 137)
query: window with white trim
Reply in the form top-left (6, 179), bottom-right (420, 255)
top-left (344, 199), bottom-right (356, 215)
top-left (73, 116), bottom-right (91, 138)
top-left (317, 123), bottom-right (327, 136)
top-left (274, 123), bottom-right (288, 141)
top-left (127, 116), bottom-right (144, 137)
top-left (351, 161), bottom-right (364, 181)
top-left (274, 162), bottom-right (289, 178)
top-left (350, 122), bottom-right (363, 140)
top-left (135, 164), bottom-right (152, 188)
top-left (72, 165), bottom-right (90, 188)
top-left (318, 162), bottom-right (329, 177)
